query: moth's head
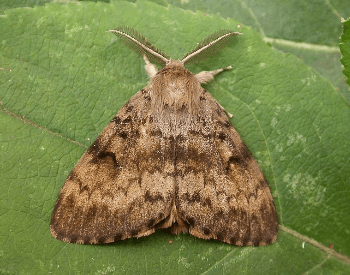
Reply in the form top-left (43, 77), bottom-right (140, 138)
top-left (158, 60), bottom-right (192, 78)
top-left (165, 60), bottom-right (184, 67)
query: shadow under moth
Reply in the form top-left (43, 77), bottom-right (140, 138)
top-left (50, 27), bottom-right (278, 246)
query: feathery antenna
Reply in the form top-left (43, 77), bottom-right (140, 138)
top-left (109, 27), bottom-right (170, 65)
top-left (181, 30), bottom-right (241, 65)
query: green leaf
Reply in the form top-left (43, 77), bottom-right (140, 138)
top-left (341, 17), bottom-right (350, 87)
top-left (0, 0), bottom-right (50, 14)
top-left (0, 0), bottom-right (349, 274)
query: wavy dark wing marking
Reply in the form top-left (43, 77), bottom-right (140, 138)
top-left (50, 89), bottom-right (175, 244)
top-left (175, 89), bottom-right (278, 246)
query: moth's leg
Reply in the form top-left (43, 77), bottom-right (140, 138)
top-left (195, 65), bottom-right (232, 84)
top-left (143, 55), bottom-right (158, 78)
top-left (196, 66), bottom-right (233, 117)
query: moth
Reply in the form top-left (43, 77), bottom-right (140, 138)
top-left (50, 27), bottom-right (278, 246)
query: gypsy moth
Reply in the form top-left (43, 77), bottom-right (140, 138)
top-left (50, 27), bottom-right (278, 246)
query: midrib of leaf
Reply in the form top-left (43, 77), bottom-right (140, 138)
top-left (264, 38), bottom-right (340, 53)
top-left (324, 0), bottom-right (342, 19)
top-left (279, 225), bottom-right (350, 265)
top-left (201, 225), bottom-right (350, 273)
top-left (0, 102), bottom-right (87, 149)
top-left (304, 255), bottom-right (331, 275)
top-left (243, 2), bottom-right (265, 37)
top-left (239, 0), bottom-right (342, 49)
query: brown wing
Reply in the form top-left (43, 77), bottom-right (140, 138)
top-left (50, 89), bottom-right (175, 244)
top-left (176, 90), bottom-right (278, 246)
